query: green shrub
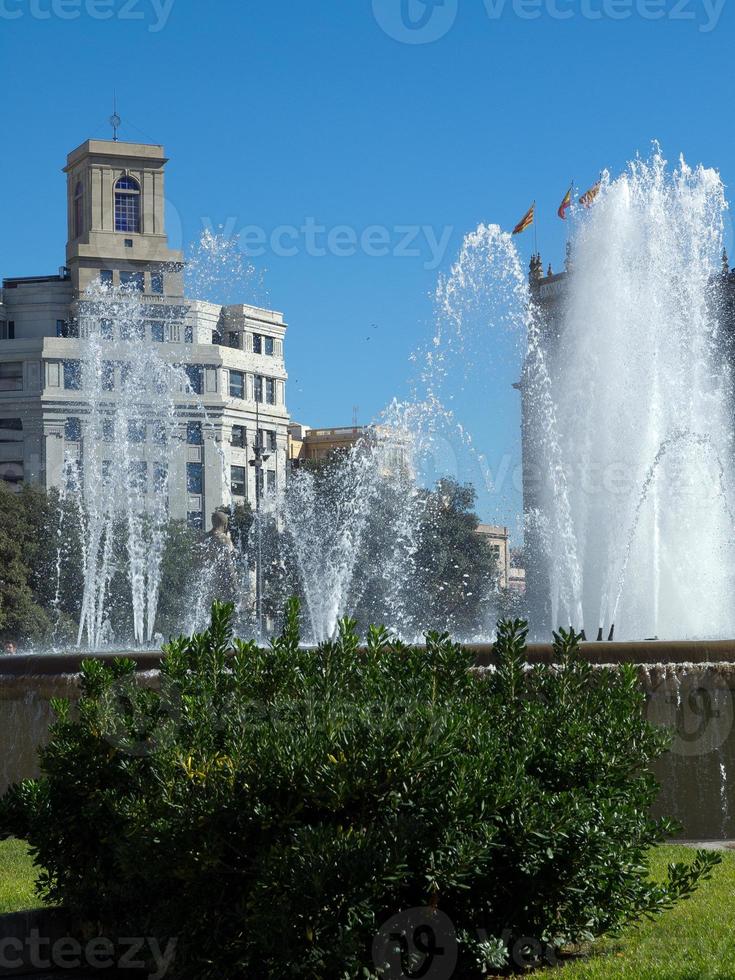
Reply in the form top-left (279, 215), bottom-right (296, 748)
top-left (0, 603), bottom-right (719, 978)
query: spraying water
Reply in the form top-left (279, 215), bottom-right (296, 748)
top-left (528, 148), bottom-right (735, 638)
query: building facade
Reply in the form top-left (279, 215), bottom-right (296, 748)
top-left (0, 138), bottom-right (289, 527)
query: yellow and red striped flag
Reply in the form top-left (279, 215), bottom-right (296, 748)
top-left (558, 183), bottom-right (573, 220)
top-left (512, 202), bottom-right (535, 236)
top-left (579, 180), bottom-right (601, 208)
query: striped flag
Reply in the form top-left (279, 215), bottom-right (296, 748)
top-left (512, 202), bottom-right (535, 236)
top-left (580, 180), bottom-right (601, 208)
top-left (558, 183), bottom-right (573, 220)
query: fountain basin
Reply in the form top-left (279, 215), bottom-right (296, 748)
top-left (1, 640), bottom-right (733, 839)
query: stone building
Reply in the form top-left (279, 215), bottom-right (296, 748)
top-left (0, 138), bottom-right (289, 527)
top-left (287, 421), bottom-right (413, 479)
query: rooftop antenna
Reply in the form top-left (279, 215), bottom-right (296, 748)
top-left (109, 93), bottom-right (121, 142)
top-left (352, 405), bottom-right (359, 427)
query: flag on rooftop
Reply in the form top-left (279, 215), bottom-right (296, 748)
top-left (512, 202), bottom-right (535, 235)
top-left (580, 180), bottom-right (602, 208)
top-left (558, 183), bottom-right (573, 220)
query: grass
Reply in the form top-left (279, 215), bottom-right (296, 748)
top-left (0, 838), bottom-right (43, 915)
top-left (0, 841), bottom-right (733, 976)
top-left (551, 845), bottom-right (735, 979)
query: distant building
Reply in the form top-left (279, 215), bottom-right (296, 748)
top-left (475, 523), bottom-right (524, 591)
top-left (288, 422), bottom-right (412, 478)
top-left (0, 138), bottom-right (290, 526)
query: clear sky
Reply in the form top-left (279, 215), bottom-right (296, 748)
top-left (2, 0), bottom-right (734, 537)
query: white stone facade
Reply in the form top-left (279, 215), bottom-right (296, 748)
top-left (0, 139), bottom-right (289, 528)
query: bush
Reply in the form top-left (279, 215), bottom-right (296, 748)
top-left (0, 604), bottom-right (719, 978)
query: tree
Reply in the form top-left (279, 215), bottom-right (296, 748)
top-left (0, 483), bottom-right (53, 645)
top-left (412, 478), bottom-right (498, 637)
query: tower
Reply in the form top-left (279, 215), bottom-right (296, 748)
top-left (63, 139), bottom-right (183, 297)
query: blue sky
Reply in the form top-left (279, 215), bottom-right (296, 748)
top-left (2, 0), bottom-right (734, 536)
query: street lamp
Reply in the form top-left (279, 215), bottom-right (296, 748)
top-left (249, 405), bottom-right (270, 644)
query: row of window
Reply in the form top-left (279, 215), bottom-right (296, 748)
top-left (68, 319), bottom-right (192, 344)
top-left (60, 359), bottom-right (280, 405)
top-left (99, 269), bottom-right (164, 294)
top-left (228, 371), bottom-right (277, 404)
top-left (212, 331), bottom-right (279, 356)
top-left (64, 417), bottom-right (278, 450)
top-left (65, 457), bottom-right (168, 495)
top-left (231, 465), bottom-right (276, 498)
top-left (120, 461), bottom-right (274, 498)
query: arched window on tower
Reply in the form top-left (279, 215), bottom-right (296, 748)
top-left (114, 174), bottom-right (141, 233)
top-left (74, 181), bottom-right (84, 239)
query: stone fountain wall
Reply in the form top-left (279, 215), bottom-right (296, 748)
top-left (1, 644), bottom-right (733, 839)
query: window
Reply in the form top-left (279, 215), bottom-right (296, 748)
top-left (151, 322), bottom-right (165, 343)
top-left (114, 174), bottom-right (141, 233)
top-left (129, 460), bottom-right (148, 494)
top-left (0, 419), bottom-right (22, 442)
top-left (153, 462), bottom-right (168, 493)
top-left (264, 336), bottom-right (274, 356)
top-left (124, 239), bottom-right (134, 249)
top-left (127, 419), bottom-right (146, 443)
top-left (187, 421), bottom-right (203, 445)
top-left (151, 421), bottom-right (167, 445)
top-left (119, 271), bottom-right (144, 293)
top-left (184, 325), bottom-right (193, 344)
top-left (100, 319), bottom-right (113, 340)
top-left (0, 363), bottom-right (23, 391)
top-left (187, 511), bottom-right (203, 530)
top-left (257, 429), bottom-right (276, 452)
top-left (254, 375), bottom-right (263, 403)
top-left (99, 270), bottom-right (113, 287)
top-left (121, 321), bottom-right (145, 342)
top-left (74, 181), bottom-right (83, 239)
top-left (229, 370), bottom-right (244, 399)
top-left (185, 365), bottom-right (203, 395)
top-left (187, 462), bottom-right (203, 494)
top-left (252, 333), bottom-right (262, 354)
top-left (212, 329), bottom-right (222, 345)
top-left (0, 321), bottom-right (15, 340)
top-left (0, 461), bottom-right (23, 486)
top-left (64, 459), bottom-right (81, 491)
top-left (266, 378), bottom-right (276, 405)
top-left (231, 465), bottom-right (246, 498)
top-left (228, 332), bottom-right (240, 349)
top-left (266, 470), bottom-right (276, 495)
top-left (63, 361), bottom-right (81, 390)
top-left (101, 362), bottom-right (115, 391)
top-left (56, 319), bottom-right (69, 338)
top-left (150, 272), bottom-right (164, 294)
top-left (64, 417), bottom-right (82, 442)
top-left (231, 425), bottom-right (246, 449)
top-left (102, 418), bottom-right (115, 442)
top-left (101, 460), bottom-right (112, 484)
top-left (120, 364), bottom-right (132, 388)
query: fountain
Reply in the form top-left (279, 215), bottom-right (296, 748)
top-left (3, 149), bottom-right (735, 840)
top-left (524, 149), bottom-right (735, 641)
